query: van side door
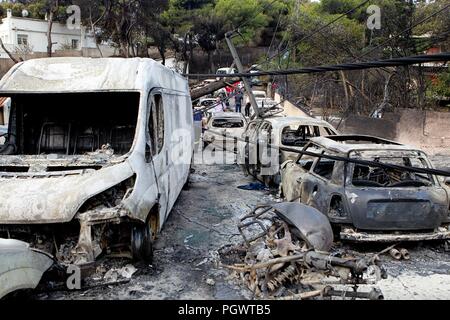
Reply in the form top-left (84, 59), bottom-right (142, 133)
top-left (166, 92), bottom-right (193, 213)
top-left (147, 91), bottom-right (170, 222)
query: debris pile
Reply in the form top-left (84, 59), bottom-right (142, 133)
top-left (219, 203), bottom-right (387, 300)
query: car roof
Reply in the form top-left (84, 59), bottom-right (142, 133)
top-left (261, 116), bottom-right (336, 130)
top-left (211, 112), bottom-right (245, 118)
top-left (310, 135), bottom-right (422, 154)
top-left (217, 67), bottom-right (235, 72)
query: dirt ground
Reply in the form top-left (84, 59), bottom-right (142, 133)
top-left (31, 153), bottom-right (450, 300)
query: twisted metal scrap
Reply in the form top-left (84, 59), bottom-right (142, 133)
top-left (223, 205), bottom-right (387, 299)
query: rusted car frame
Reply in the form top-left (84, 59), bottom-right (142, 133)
top-left (237, 116), bottom-right (338, 185)
top-left (280, 135), bottom-right (450, 241)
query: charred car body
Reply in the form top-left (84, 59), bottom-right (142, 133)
top-left (238, 116), bottom-right (338, 185)
top-left (203, 112), bottom-right (247, 150)
top-left (0, 57), bottom-right (194, 267)
top-left (280, 135), bottom-right (450, 241)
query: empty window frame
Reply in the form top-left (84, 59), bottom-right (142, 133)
top-left (148, 94), bottom-right (165, 156)
top-left (313, 153), bottom-right (336, 180)
top-left (3, 92), bottom-right (139, 156)
top-left (71, 39), bottom-right (79, 49)
top-left (17, 34), bottom-right (28, 46)
top-left (351, 156), bottom-right (434, 187)
top-left (296, 143), bottom-right (320, 171)
top-left (281, 125), bottom-right (329, 147)
top-left (212, 118), bottom-right (244, 128)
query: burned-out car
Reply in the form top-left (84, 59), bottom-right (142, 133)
top-left (0, 57), bottom-right (194, 269)
top-left (203, 112), bottom-right (247, 150)
top-left (280, 135), bottom-right (450, 241)
top-left (238, 116), bottom-right (338, 185)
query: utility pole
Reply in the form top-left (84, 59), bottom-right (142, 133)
top-left (224, 32), bottom-right (260, 118)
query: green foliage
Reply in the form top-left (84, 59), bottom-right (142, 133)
top-left (320, 0), bottom-right (366, 21)
top-left (0, 0), bottom-right (69, 21)
top-left (172, 0), bottom-right (215, 10)
top-left (283, 1), bottom-right (364, 66)
top-left (0, 3), bottom-right (26, 18)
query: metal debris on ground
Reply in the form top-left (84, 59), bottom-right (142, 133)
top-left (218, 203), bottom-right (388, 300)
top-left (103, 264), bottom-right (137, 282)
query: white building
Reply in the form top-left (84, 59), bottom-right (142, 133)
top-left (0, 9), bottom-right (99, 58)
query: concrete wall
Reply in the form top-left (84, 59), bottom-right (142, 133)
top-left (335, 109), bottom-right (450, 155)
top-left (333, 115), bottom-right (399, 140)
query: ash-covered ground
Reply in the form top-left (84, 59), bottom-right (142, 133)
top-left (30, 154), bottom-right (450, 300)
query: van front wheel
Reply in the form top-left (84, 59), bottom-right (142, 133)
top-left (131, 222), bottom-right (154, 263)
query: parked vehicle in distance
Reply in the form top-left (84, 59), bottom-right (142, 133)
top-left (196, 97), bottom-right (218, 117)
top-left (252, 90), bottom-right (267, 100)
top-left (198, 97), bottom-right (217, 107)
top-left (216, 67), bottom-right (237, 80)
top-left (203, 112), bottom-right (247, 151)
top-left (238, 116), bottom-right (338, 186)
top-left (250, 69), bottom-right (262, 86)
top-left (216, 67), bottom-right (238, 75)
top-left (245, 90), bottom-right (269, 114)
top-left (280, 135), bottom-right (450, 242)
top-left (0, 57), bottom-right (194, 269)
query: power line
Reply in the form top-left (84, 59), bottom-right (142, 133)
top-left (184, 53), bottom-right (450, 78)
top-left (205, 128), bottom-right (450, 177)
top-left (266, 9), bottom-right (283, 60)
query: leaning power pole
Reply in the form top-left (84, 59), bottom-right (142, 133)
top-left (224, 32), bottom-right (260, 118)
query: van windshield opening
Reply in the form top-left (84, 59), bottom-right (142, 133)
top-left (0, 92), bottom-right (140, 156)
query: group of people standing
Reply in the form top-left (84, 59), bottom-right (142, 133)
top-left (215, 88), bottom-right (251, 117)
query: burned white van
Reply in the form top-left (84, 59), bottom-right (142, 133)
top-left (0, 57), bottom-right (194, 265)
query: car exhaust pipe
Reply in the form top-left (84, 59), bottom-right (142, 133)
top-left (400, 248), bottom-right (410, 260)
top-left (389, 248), bottom-right (402, 260)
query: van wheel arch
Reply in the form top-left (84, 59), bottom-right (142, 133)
top-left (131, 205), bottom-right (160, 262)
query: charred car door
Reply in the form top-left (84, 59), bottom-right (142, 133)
top-left (281, 143), bottom-right (318, 201)
top-left (240, 120), bottom-right (260, 175)
top-left (257, 122), bottom-right (275, 177)
top-left (302, 151), bottom-right (346, 218)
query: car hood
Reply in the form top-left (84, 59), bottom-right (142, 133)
top-left (0, 162), bottom-right (134, 224)
top-left (344, 186), bottom-right (448, 230)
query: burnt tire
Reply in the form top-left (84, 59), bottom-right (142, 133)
top-left (131, 222), bottom-right (154, 263)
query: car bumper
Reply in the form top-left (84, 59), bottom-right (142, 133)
top-left (340, 228), bottom-right (450, 242)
